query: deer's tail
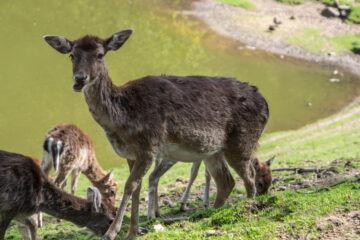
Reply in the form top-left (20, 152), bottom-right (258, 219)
top-left (41, 137), bottom-right (64, 174)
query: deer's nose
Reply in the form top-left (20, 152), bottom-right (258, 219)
top-left (74, 75), bottom-right (88, 83)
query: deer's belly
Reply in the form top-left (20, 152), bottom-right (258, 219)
top-left (159, 143), bottom-right (219, 162)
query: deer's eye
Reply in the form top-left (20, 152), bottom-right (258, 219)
top-left (97, 53), bottom-right (104, 59)
top-left (69, 54), bottom-right (74, 60)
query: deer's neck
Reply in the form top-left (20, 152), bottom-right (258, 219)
top-left (39, 181), bottom-right (110, 235)
top-left (84, 157), bottom-right (106, 184)
top-left (83, 71), bottom-right (126, 129)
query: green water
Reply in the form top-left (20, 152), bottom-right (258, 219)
top-left (0, 0), bottom-right (359, 168)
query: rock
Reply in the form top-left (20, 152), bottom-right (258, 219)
top-left (154, 224), bottom-right (165, 232)
top-left (278, 186), bottom-right (287, 191)
top-left (290, 15), bottom-right (296, 20)
top-left (329, 78), bottom-right (340, 83)
top-left (163, 199), bottom-right (175, 207)
top-left (307, 102), bottom-right (312, 107)
top-left (204, 229), bottom-right (223, 236)
top-left (237, 46), bottom-right (244, 50)
top-left (269, 25), bottom-right (276, 31)
top-left (333, 69), bottom-right (339, 75)
top-left (246, 45), bottom-right (256, 50)
top-left (340, 9), bottom-right (348, 17)
top-left (328, 52), bottom-right (336, 57)
top-left (273, 17), bottom-right (282, 25)
top-left (280, 55), bottom-right (285, 59)
top-left (303, 184), bottom-right (311, 188)
top-left (337, 5), bottom-right (351, 11)
top-left (321, 7), bottom-right (340, 18)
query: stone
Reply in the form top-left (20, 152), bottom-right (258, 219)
top-left (321, 7), bottom-right (340, 18)
top-left (163, 199), bottom-right (175, 207)
top-left (337, 5), bottom-right (351, 11)
top-left (269, 25), bottom-right (276, 31)
top-left (246, 45), bottom-right (256, 50)
top-left (290, 15), bottom-right (296, 20)
top-left (328, 52), bottom-right (336, 56)
top-left (154, 224), bottom-right (165, 232)
top-left (333, 69), bottom-right (339, 75)
top-left (329, 78), bottom-right (340, 83)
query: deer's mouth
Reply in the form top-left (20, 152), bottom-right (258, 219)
top-left (72, 82), bottom-right (85, 92)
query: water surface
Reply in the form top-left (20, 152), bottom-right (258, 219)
top-left (0, 0), bottom-right (359, 168)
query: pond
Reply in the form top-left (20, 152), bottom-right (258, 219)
top-left (0, 0), bottom-right (359, 168)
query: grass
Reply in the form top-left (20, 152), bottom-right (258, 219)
top-left (217, 0), bottom-right (257, 10)
top-left (5, 101), bottom-right (360, 239)
top-left (287, 27), bottom-right (360, 54)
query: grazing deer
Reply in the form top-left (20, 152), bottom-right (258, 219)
top-left (41, 124), bottom-right (118, 205)
top-left (151, 155), bottom-right (275, 217)
top-left (43, 30), bottom-right (269, 240)
top-left (0, 150), bottom-right (116, 240)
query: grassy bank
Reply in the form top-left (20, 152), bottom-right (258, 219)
top-left (5, 100), bottom-right (360, 239)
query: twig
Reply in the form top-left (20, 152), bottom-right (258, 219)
top-left (299, 177), bottom-right (359, 194)
top-left (272, 167), bottom-right (328, 173)
top-left (161, 217), bottom-right (189, 225)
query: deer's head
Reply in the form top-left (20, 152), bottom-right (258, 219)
top-left (94, 170), bottom-right (118, 208)
top-left (252, 155), bottom-right (275, 195)
top-left (86, 186), bottom-right (117, 235)
top-left (43, 30), bottom-right (133, 92)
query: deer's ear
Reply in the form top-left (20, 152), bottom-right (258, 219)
top-left (102, 170), bottom-right (114, 183)
top-left (266, 155), bottom-right (276, 167)
top-left (87, 187), bottom-right (102, 212)
top-left (43, 35), bottom-right (73, 54)
top-left (252, 158), bottom-right (260, 172)
top-left (104, 29), bottom-right (133, 51)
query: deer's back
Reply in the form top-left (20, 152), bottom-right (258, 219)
top-left (118, 75), bottom-right (269, 155)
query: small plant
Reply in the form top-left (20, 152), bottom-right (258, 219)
top-left (347, 6), bottom-right (360, 24)
top-left (218, 0), bottom-right (257, 10)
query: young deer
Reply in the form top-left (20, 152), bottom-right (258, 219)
top-left (44, 30), bottom-right (269, 240)
top-left (0, 150), bottom-right (116, 240)
top-left (41, 124), bottom-right (118, 205)
top-left (152, 155), bottom-right (275, 217)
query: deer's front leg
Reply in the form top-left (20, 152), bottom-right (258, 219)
top-left (148, 158), bottom-right (175, 219)
top-left (103, 152), bottom-right (155, 240)
top-left (126, 159), bottom-right (142, 239)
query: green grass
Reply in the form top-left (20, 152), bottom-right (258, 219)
top-left (5, 101), bottom-right (360, 239)
top-left (217, 0), bottom-right (257, 10)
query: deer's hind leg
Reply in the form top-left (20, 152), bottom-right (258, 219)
top-left (70, 169), bottom-right (81, 195)
top-left (203, 153), bottom-right (235, 208)
top-left (179, 161), bottom-right (201, 211)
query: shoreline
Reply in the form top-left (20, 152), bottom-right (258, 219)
top-left (183, 0), bottom-right (360, 77)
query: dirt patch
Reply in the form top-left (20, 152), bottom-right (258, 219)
top-left (315, 211), bottom-right (360, 240)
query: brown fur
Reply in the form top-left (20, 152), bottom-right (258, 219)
top-left (0, 150), bottom-right (115, 240)
top-left (41, 124), bottom-right (118, 207)
top-left (43, 30), bottom-right (269, 240)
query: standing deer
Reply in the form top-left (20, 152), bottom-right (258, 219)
top-left (175, 155), bottom-right (275, 214)
top-left (0, 150), bottom-right (116, 240)
top-left (43, 30), bottom-right (269, 240)
top-left (41, 124), bottom-right (118, 206)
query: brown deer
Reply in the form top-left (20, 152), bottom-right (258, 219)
top-left (41, 124), bottom-right (118, 205)
top-left (0, 150), bottom-right (116, 240)
top-left (150, 155), bottom-right (275, 217)
top-left (43, 30), bottom-right (269, 240)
